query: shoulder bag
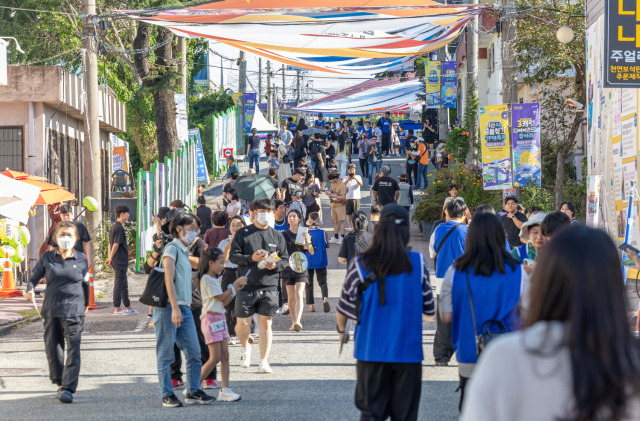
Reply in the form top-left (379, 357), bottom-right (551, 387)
top-left (465, 271), bottom-right (509, 356)
top-left (434, 222), bottom-right (463, 273)
top-left (140, 243), bottom-right (185, 307)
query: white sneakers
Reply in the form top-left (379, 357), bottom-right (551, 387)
top-left (329, 238), bottom-right (339, 244)
top-left (240, 347), bottom-right (251, 368)
top-left (217, 387), bottom-right (242, 402)
top-left (258, 360), bottom-right (273, 374)
top-left (337, 237), bottom-right (343, 245)
top-left (113, 308), bottom-right (139, 316)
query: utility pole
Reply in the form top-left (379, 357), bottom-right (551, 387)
top-left (258, 58), bottom-right (262, 104)
top-left (82, 0), bottom-right (101, 263)
top-left (501, 0), bottom-right (518, 105)
top-left (178, 37), bottom-right (187, 95)
top-left (238, 51), bottom-right (246, 97)
top-left (466, 0), bottom-right (479, 164)
top-left (267, 60), bottom-right (273, 124)
top-left (296, 70), bottom-right (301, 105)
top-left (281, 64), bottom-right (286, 104)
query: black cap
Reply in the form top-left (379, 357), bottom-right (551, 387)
top-left (157, 207), bottom-right (170, 220)
top-left (162, 208), bottom-right (185, 233)
top-left (380, 204), bottom-right (410, 227)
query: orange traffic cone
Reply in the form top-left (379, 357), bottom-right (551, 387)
top-left (87, 268), bottom-right (99, 310)
top-left (0, 251), bottom-right (22, 298)
top-left (198, 184), bottom-right (202, 196)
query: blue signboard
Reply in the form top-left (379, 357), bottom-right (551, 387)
top-left (189, 128), bottom-right (210, 185)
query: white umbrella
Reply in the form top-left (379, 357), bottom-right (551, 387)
top-left (0, 174), bottom-right (41, 224)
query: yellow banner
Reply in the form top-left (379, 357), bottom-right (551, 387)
top-left (424, 61), bottom-right (441, 108)
top-left (479, 104), bottom-right (512, 190)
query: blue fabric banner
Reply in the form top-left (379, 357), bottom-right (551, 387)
top-left (189, 128), bottom-right (210, 185)
top-left (441, 61), bottom-right (457, 109)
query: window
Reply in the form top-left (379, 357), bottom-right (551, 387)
top-left (0, 127), bottom-right (23, 171)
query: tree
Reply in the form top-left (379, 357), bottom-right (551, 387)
top-left (513, 0), bottom-right (585, 208)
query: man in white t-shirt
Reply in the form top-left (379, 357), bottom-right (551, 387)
top-left (342, 164), bottom-right (362, 231)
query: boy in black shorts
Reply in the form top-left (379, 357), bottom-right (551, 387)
top-left (229, 199), bottom-right (289, 374)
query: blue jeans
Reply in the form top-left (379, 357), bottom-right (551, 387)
top-left (248, 149), bottom-right (260, 173)
top-left (368, 161), bottom-right (381, 184)
top-left (153, 305), bottom-right (202, 398)
top-left (417, 163), bottom-right (429, 189)
top-left (309, 159), bottom-right (316, 173)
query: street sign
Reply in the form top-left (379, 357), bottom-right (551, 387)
top-left (223, 148), bottom-right (234, 157)
top-left (604, 0), bottom-right (640, 88)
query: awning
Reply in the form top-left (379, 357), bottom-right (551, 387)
top-left (293, 76), bottom-right (424, 117)
top-left (117, 1), bottom-right (486, 75)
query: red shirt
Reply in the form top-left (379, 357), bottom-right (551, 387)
top-left (203, 227), bottom-right (231, 249)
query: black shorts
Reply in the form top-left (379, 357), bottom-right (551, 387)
top-left (234, 289), bottom-right (279, 318)
top-left (346, 199), bottom-right (361, 215)
top-left (284, 275), bottom-right (309, 286)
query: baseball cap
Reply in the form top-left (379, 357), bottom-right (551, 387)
top-left (293, 190), bottom-right (303, 198)
top-left (380, 204), bottom-right (410, 227)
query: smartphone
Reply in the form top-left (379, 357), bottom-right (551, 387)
top-left (619, 243), bottom-right (640, 255)
top-left (523, 259), bottom-right (536, 269)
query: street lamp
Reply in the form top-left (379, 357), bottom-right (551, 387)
top-left (0, 37), bottom-right (24, 53)
top-left (556, 25), bottom-right (574, 44)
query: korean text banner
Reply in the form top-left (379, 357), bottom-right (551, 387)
top-left (479, 104), bottom-right (512, 190)
top-left (604, 0), bottom-right (640, 88)
top-left (441, 61), bottom-right (457, 109)
top-left (189, 128), bottom-right (210, 185)
top-left (511, 103), bottom-right (541, 188)
top-left (424, 61), bottom-right (441, 108)
top-left (243, 93), bottom-right (257, 133)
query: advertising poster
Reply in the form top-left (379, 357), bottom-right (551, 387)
top-left (511, 103), bottom-right (541, 188)
top-left (111, 134), bottom-right (130, 173)
top-left (603, 0), bottom-right (640, 88)
top-left (424, 61), bottom-right (441, 108)
top-left (441, 61), bottom-right (457, 109)
top-left (586, 175), bottom-right (601, 228)
top-left (174, 94), bottom-right (189, 144)
top-left (243, 93), bottom-right (257, 133)
top-left (188, 128), bottom-right (210, 185)
top-left (479, 104), bottom-right (512, 190)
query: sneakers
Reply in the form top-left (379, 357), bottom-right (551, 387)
top-left (113, 309), bottom-right (127, 315)
top-left (258, 360), bottom-right (273, 374)
top-left (337, 237), bottom-right (343, 245)
top-left (281, 304), bottom-right (290, 315)
top-left (203, 379), bottom-right (218, 390)
top-left (171, 379), bottom-right (185, 389)
top-left (184, 389), bottom-right (215, 405)
top-left (126, 308), bottom-right (139, 315)
top-left (329, 237), bottom-right (339, 244)
top-left (58, 389), bottom-right (73, 404)
top-left (229, 336), bottom-right (238, 346)
top-left (162, 393), bottom-right (183, 408)
top-left (217, 387), bottom-right (242, 402)
top-left (293, 323), bottom-right (302, 332)
top-left (240, 347), bottom-right (251, 368)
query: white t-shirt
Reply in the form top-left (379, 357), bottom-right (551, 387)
top-left (200, 274), bottom-right (225, 315)
top-left (342, 175), bottom-right (362, 200)
top-left (226, 201), bottom-right (241, 217)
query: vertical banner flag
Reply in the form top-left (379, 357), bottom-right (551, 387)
top-left (189, 128), bottom-right (210, 185)
top-left (424, 61), bottom-right (441, 108)
top-left (511, 103), bottom-right (542, 188)
top-left (586, 175), bottom-right (602, 228)
top-left (479, 104), bottom-right (512, 190)
top-left (175, 94), bottom-right (189, 144)
top-left (441, 61), bottom-right (457, 109)
top-left (232, 92), bottom-right (243, 107)
top-left (111, 134), bottom-right (130, 173)
top-left (243, 93), bottom-right (257, 133)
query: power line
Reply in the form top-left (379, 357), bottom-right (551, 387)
top-left (0, 5), bottom-right (75, 16)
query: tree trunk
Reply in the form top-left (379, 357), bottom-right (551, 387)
top-left (555, 144), bottom-right (567, 209)
top-left (155, 87), bottom-right (178, 160)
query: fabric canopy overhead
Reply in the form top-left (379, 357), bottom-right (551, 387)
top-left (119, 1), bottom-right (487, 75)
top-left (293, 76), bottom-right (423, 117)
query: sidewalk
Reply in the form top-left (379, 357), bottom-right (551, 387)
top-left (0, 296), bottom-right (42, 331)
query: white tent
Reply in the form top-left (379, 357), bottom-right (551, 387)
top-left (251, 107), bottom-right (278, 132)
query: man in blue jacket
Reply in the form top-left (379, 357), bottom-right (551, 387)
top-left (432, 198), bottom-right (468, 366)
top-left (378, 111), bottom-right (393, 156)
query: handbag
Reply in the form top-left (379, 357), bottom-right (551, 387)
top-left (465, 271), bottom-right (509, 356)
top-left (140, 243), bottom-right (184, 307)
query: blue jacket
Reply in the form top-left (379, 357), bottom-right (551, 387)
top-left (306, 228), bottom-right (327, 269)
top-left (434, 221), bottom-right (468, 278)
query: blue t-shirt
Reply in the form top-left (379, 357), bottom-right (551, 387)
top-left (226, 164), bottom-right (240, 179)
top-left (354, 251), bottom-right (428, 363)
top-left (434, 221), bottom-right (468, 278)
top-left (163, 240), bottom-right (193, 305)
top-left (306, 228), bottom-right (327, 269)
top-left (451, 264), bottom-right (522, 364)
top-left (314, 120), bottom-right (326, 127)
top-left (287, 123), bottom-right (297, 132)
top-left (380, 117), bottom-right (391, 133)
top-left (398, 132), bottom-right (407, 145)
top-left (274, 218), bottom-right (288, 232)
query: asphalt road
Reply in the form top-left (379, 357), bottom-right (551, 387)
top-left (0, 156), bottom-right (460, 421)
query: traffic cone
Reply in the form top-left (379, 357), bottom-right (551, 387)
top-left (0, 251), bottom-right (22, 298)
top-left (198, 184), bottom-right (202, 196)
top-left (87, 268), bottom-right (99, 310)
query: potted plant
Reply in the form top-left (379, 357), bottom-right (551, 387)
top-left (412, 191), bottom-right (448, 240)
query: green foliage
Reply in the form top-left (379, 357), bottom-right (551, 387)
top-left (94, 220), bottom-right (137, 269)
top-left (445, 128), bottom-right (470, 163)
top-left (412, 191), bottom-right (449, 223)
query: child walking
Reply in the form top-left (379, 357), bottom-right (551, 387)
top-left (198, 247), bottom-right (247, 402)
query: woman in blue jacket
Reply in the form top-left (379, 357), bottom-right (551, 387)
top-left (440, 212), bottom-right (525, 411)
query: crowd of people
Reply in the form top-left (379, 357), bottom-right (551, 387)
top-left (23, 111), bottom-right (640, 421)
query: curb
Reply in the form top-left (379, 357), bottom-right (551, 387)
top-left (0, 315), bottom-right (42, 337)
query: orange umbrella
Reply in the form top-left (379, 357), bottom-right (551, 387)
top-left (1, 169), bottom-right (48, 181)
top-left (18, 179), bottom-right (76, 205)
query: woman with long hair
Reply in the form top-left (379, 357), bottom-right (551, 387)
top-left (302, 172), bottom-right (321, 215)
top-left (336, 205), bottom-right (435, 421)
top-left (335, 133), bottom-right (349, 179)
top-left (338, 210), bottom-right (372, 267)
top-left (439, 212), bottom-right (523, 411)
top-left (461, 225), bottom-right (640, 420)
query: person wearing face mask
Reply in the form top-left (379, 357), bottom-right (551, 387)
top-left (106, 205), bottom-right (138, 315)
top-left (153, 213), bottom-right (215, 408)
top-left (47, 203), bottom-right (92, 262)
top-left (230, 199), bottom-right (289, 373)
top-left (25, 221), bottom-right (90, 404)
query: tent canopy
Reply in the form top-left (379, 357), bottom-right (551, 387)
top-left (293, 76), bottom-right (424, 117)
top-left (252, 107), bottom-right (279, 132)
top-left (119, 1), bottom-right (486, 74)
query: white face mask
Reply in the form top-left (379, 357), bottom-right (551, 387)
top-left (256, 212), bottom-right (270, 226)
top-left (266, 213), bottom-right (275, 228)
top-left (57, 236), bottom-right (75, 250)
top-left (181, 230), bottom-right (197, 244)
